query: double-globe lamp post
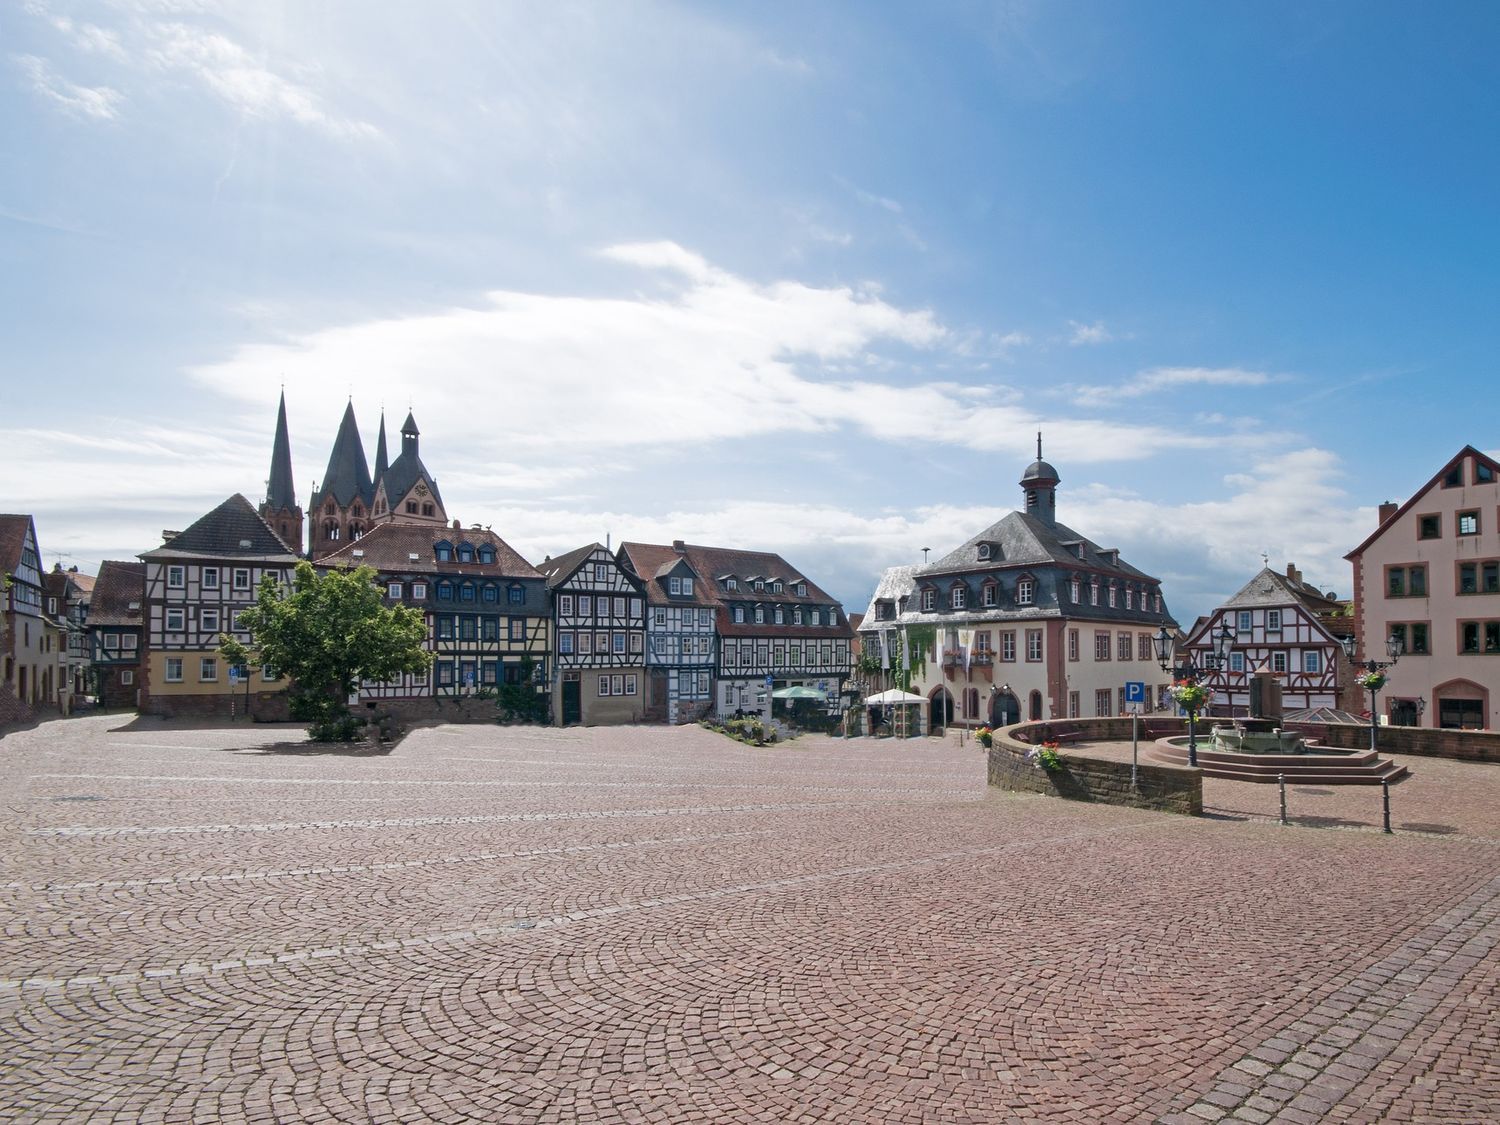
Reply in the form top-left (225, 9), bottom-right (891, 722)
top-left (1340, 632), bottom-right (1405, 752)
top-left (1153, 620), bottom-right (1234, 768)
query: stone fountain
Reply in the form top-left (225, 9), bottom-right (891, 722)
top-left (1210, 669), bottom-right (1304, 753)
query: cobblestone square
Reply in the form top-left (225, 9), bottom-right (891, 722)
top-left (2, 717), bottom-right (1496, 1123)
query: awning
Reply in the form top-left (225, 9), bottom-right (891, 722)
top-left (864, 689), bottom-right (926, 705)
top-left (772, 685), bottom-right (825, 700)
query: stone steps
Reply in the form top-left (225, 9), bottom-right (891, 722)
top-left (1145, 740), bottom-right (1410, 786)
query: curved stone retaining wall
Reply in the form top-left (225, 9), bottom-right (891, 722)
top-left (988, 719), bottom-right (1202, 816)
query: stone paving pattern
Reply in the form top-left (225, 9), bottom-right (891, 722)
top-left (1, 716), bottom-right (1496, 1123)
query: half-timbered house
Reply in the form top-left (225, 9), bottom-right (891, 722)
top-left (859, 444), bottom-right (1176, 731)
top-left (1, 513), bottom-right (53, 711)
top-left (1187, 564), bottom-right (1352, 716)
top-left (317, 521), bottom-right (549, 701)
top-left (87, 560), bottom-right (145, 710)
top-left (618, 540), bottom-right (717, 724)
top-left (540, 544), bottom-right (647, 726)
top-left (677, 543), bottom-right (853, 720)
top-left (138, 495), bottom-right (300, 718)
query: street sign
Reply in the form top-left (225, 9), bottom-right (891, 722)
top-left (228, 668), bottom-right (240, 685)
top-left (1124, 681), bottom-right (1146, 703)
top-left (765, 675), bottom-right (774, 688)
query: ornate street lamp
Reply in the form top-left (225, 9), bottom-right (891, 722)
top-left (1340, 632), bottom-right (1404, 752)
top-left (1154, 619), bottom-right (1235, 768)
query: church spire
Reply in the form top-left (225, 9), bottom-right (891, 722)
top-left (265, 390), bottom-right (296, 511)
top-left (260, 390), bottom-right (304, 555)
top-left (373, 410), bottom-right (389, 483)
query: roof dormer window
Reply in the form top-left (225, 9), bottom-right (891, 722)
top-left (478, 546), bottom-right (495, 564)
top-left (725, 577), bottom-right (738, 591)
top-left (1017, 577), bottom-right (1034, 605)
top-left (435, 541), bottom-right (453, 562)
top-left (921, 588), bottom-right (936, 612)
top-left (458, 544), bottom-right (474, 563)
top-left (977, 543), bottom-right (992, 560)
top-left (951, 585), bottom-right (966, 609)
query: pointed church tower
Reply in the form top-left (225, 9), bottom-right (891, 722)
top-left (260, 391), bottom-right (304, 554)
top-left (1020, 431), bottom-right (1060, 527)
top-left (372, 409), bottom-right (447, 528)
top-left (308, 401), bottom-right (375, 559)
top-left (373, 411), bottom-right (389, 491)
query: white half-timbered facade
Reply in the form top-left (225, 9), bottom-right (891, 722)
top-left (540, 543), bottom-right (647, 725)
top-left (1187, 564), bottom-right (1351, 715)
top-left (619, 541), bottom-right (717, 724)
top-left (138, 495), bottom-right (299, 718)
top-left (1, 513), bottom-right (54, 710)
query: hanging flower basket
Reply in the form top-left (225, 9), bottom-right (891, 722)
top-left (1358, 671), bottom-right (1387, 692)
top-left (1170, 680), bottom-right (1210, 713)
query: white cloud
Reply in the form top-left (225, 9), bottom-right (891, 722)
top-left (44, 12), bottom-right (128, 60)
top-left (14, 54), bottom-right (123, 120)
top-left (188, 243), bottom-right (1253, 469)
top-left (1067, 319), bottom-right (1113, 346)
top-left (145, 22), bottom-right (380, 140)
top-left (1073, 366), bottom-right (1286, 408)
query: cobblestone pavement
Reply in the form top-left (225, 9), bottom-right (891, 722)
top-left (1, 717), bottom-right (1496, 1123)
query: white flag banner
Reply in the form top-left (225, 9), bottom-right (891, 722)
top-left (879, 629), bottom-right (891, 670)
top-left (958, 629), bottom-right (974, 673)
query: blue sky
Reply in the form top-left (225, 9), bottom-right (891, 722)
top-left (4, 1), bottom-right (1497, 625)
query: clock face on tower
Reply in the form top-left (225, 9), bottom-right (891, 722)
top-left (415, 483), bottom-right (429, 497)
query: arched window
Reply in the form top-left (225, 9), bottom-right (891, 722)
top-left (325, 523), bottom-right (340, 541)
top-left (350, 524), bottom-right (364, 540)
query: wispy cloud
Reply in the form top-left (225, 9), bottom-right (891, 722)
top-left (145, 23), bottom-right (380, 140)
top-left (1067, 319), bottom-right (1113, 346)
top-left (1072, 366), bottom-right (1286, 407)
top-left (13, 54), bottom-right (123, 120)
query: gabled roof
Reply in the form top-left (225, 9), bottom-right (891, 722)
top-left (140, 495), bottom-right (300, 561)
top-left (317, 522), bottom-right (540, 579)
top-left (265, 390), bottom-right (297, 511)
top-left (379, 448), bottom-right (443, 511)
top-left (617, 541), bottom-right (707, 605)
top-left (88, 561), bottom-right (146, 627)
top-left (1217, 566), bottom-right (1343, 614)
top-left (0, 514), bottom-right (38, 576)
top-left (923, 511), bottom-right (1158, 583)
top-left (539, 542), bottom-right (606, 588)
top-left (1346, 444), bottom-right (1500, 559)
top-left (316, 401), bottom-right (374, 508)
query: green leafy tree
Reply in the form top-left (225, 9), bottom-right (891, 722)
top-left (220, 562), bottom-right (430, 740)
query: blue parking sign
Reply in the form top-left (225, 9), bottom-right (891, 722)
top-left (1124, 681), bottom-right (1146, 703)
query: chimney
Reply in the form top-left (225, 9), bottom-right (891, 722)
top-left (673, 539), bottom-right (686, 553)
top-left (162, 530), bottom-right (181, 542)
top-left (1286, 563), bottom-right (1301, 586)
top-left (1378, 501), bottom-right (1398, 526)
top-left (452, 519), bottom-right (461, 530)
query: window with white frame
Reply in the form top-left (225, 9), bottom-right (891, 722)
top-left (1107, 584), bottom-right (1117, 608)
top-left (951, 586), bottom-right (966, 609)
top-left (774, 607), bottom-right (784, 624)
top-left (233, 568), bottom-right (251, 590)
top-left (1238, 610), bottom-right (1252, 632)
top-left (412, 582), bottom-right (427, 600)
top-left (559, 594), bottom-right (574, 616)
top-left (199, 657), bottom-right (218, 681)
top-left (201, 609), bottom-right (220, 633)
top-left (1303, 650), bottom-right (1321, 673)
top-left (202, 567), bottom-right (219, 589)
top-left (733, 607), bottom-right (744, 623)
top-left (1266, 609), bottom-right (1282, 632)
top-left (982, 584), bottom-right (997, 607)
top-left (1089, 580), bottom-right (1099, 606)
top-left (165, 658), bottom-right (183, 682)
top-left (388, 582), bottom-right (402, 599)
top-left (754, 607), bottom-right (765, 624)
top-left (121, 669), bottom-right (135, 685)
top-left (165, 608), bottom-right (185, 632)
top-left (167, 565), bottom-right (185, 588)
top-left (1272, 652), bottom-right (1287, 673)
top-left (1017, 578), bottom-right (1034, 605)
top-left (1069, 577), bottom-right (1081, 602)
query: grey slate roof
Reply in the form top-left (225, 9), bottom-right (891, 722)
top-left (539, 542), bottom-right (605, 588)
top-left (1221, 567), bottom-right (1340, 612)
top-left (858, 565), bottom-right (917, 625)
top-left (265, 391), bottom-right (297, 511)
top-left (140, 495), bottom-right (301, 561)
top-left (379, 410), bottom-right (443, 510)
top-left (925, 511), bottom-right (1155, 581)
top-left (317, 401), bottom-right (374, 508)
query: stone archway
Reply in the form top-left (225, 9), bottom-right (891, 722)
top-left (990, 688), bottom-right (1020, 728)
top-left (928, 686), bottom-right (953, 730)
